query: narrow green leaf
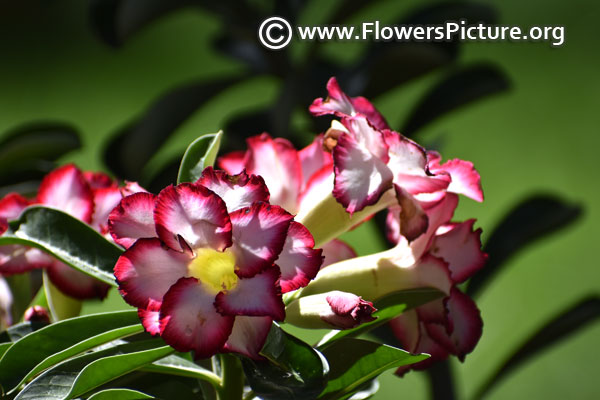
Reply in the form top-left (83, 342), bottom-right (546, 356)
top-left (317, 288), bottom-right (444, 349)
top-left (15, 324), bottom-right (143, 392)
top-left (0, 206), bottom-right (123, 287)
top-left (242, 323), bottom-right (329, 400)
top-left (43, 271), bottom-right (81, 322)
top-left (14, 339), bottom-right (170, 400)
top-left (0, 310), bottom-right (139, 393)
top-left (177, 130), bottom-right (223, 184)
top-left (66, 343), bottom-right (173, 398)
top-left (140, 354), bottom-right (221, 388)
top-left (318, 338), bottom-right (429, 400)
top-left (88, 388), bottom-right (156, 399)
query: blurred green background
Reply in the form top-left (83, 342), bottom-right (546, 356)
top-left (0, 0), bottom-right (598, 398)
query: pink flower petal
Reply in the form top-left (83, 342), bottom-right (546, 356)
top-left (114, 238), bottom-right (191, 309)
top-left (430, 220), bottom-right (487, 283)
top-left (37, 164), bottom-right (94, 223)
top-left (384, 131), bottom-right (450, 195)
top-left (196, 167), bottom-right (270, 213)
top-left (222, 315), bottom-right (273, 359)
top-left (215, 266), bottom-right (284, 320)
top-left (46, 260), bottom-right (111, 300)
top-left (229, 203), bottom-right (293, 278)
top-left (412, 254), bottom-right (454, 295)
top-left (120, 181), bottom-right (148, 197)
top-left (321, 239), bottom-right (357, 268)
top-left (138, 305), bottom-right (161, 336)
top-left (244, 134), bottom-right (302, 212)
top-left (394, 185), bottom-right (429, 242)
top-left (342, 115), bottom-right (389, 162)
top-left (389, 310), bottom-right (420, 353)
top-left (83, 171), bottom-right (116, 189)
top-left (276, 221), bottom-right (323, 293)
top-left (430, 159), bottom-right (484, 202)
top-left (298, 135), bottom-right (333, 188)
top-left (426, 288), bottom-right (483, 361)
top-left (324, 291), bottom-right (376, 329)
top-left (91, 187), bottom-right (123, 235)
top-left (309, 77), bottom-right (355, 118)
top-left (159, 277), bottom-right (234, 358)
top-left (109, 192), bottom-right (158, 249)
top-left (154, 183), bottom-right (232, 252)
top-left (415, 298), bottom-right (448, 325)
top-left (0, 218), bottom-right (6, 236)
top-left (0, 246), bottom-right (53, 274)
top-left (332, 132), bottom-right (393, 214)
top-left (297, 164), bottom-right (334, 216)
top-left (0, 193), bottom-right (31, 220)
top-left (217, 150), bottom-right (247, 175)
top-left (309, 78), bottom-right (390, 130)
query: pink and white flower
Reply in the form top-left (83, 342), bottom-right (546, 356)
top-left (309, 77), bottom-right (483, 216)
top-left (0, 164), bottom-right (144, 300)
top-left (111, 167), bottom-right (323, 359)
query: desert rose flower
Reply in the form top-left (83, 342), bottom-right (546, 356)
top-left (111, 167), bottom-right (322, 359)
top-left (218, 133), bottom-right (358, 257)
top-left (285, 290), bottom-right (376, 330)
top-left (0, 164), bottom-right (145, 300)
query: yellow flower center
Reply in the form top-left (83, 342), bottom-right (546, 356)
top-left (188, 248), bottom-right (238, 294)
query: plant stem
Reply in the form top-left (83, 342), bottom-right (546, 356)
top-left (218, 353), bottom-right (244, 400)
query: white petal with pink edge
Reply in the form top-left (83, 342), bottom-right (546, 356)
top-left (222, 315), bottom-right (273, 359)
top-left (332, 133), bottom-right (393, 214)
top-left (229, 203), bottom-right (292, 278)
top-left (114, 238), bottom-right (191, 309)
top-left (196, 167), bottom-right (270, 213)
top-left (430, 159), bottom-right (483, 202)
top-left (341, 115), bottom-right (389, 162)
top-left (244, 134), bottom-right (302, 212)
top-left (215, 266), bottom-right (284, 320)
top-left (37, 164), bottom-right (94, 223)
top-left (276, 221), bottom-right (323, 293)
top-left (298, 135), bottom-right (333, 188)
top-left (109, 192), bottom-right (158, 248)
top-left (217, 150), bottom-right (247, 175)
top-left (159, 277), bottom-right (234, 358)
top-left (154, 183), bottom-right (232, 252)
top-left (309, 77), bottom-right (355, 117)
top-left (430, 220), bottom-right (487, 283)
top-left (0, 246), bottom-right (53, 274)
top-left (91, 187), bottom-right (123, 235)
top-left (138, 306), bottom-right (161, 336)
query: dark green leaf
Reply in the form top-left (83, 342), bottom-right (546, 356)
top-left (0, 321), bottom-right (48, 343)
top-left (140, 354), bottom-right (221, 388)
top-left (0, 310), bottom-right (139, 393)
top-left (317, 288), bottom-right (444, 349)
top-left (0, 206), bottom-right (123, 287)
top-left (177, 131), bottom-right (223, 184)
top-left (318, 338), bottom-right (429, 400)
top-left (467, 195), bottom-right (582, 297)
top-left (475, 296), bottom-right (600, 399)
top-left (242, 323), bottom-right (329, 400)
top-left (88, 388), bottom-right (156, 399)
top-left (14, 339), bottom-right (170, 400)
top-left (0, 342), bottom-right (12, 359)
top-left (402, 64), bottom-right (510, 136)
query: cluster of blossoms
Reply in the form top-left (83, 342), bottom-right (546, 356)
top-left (0, 164), bottom-right (145, 300)
top-left (0, 77), bottom-right (487, 376)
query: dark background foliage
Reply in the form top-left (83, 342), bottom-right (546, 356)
top-left (0, 0), bottom-right (598, 398)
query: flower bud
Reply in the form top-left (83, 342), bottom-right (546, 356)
top-left (285, 290), bottom-right (376, 330)
top-left (23, 305), bottom-right (51, 324)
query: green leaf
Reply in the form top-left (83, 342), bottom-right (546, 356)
top-left (318, 338), bottom-right (429, 400)
top-left (0, 206), bottom-right (123, 287)
top-left (43, 271), bottom-right (81, 322)
top-left (242, 323), bottom-right (329, 400)
top-left (14, 339), bottom-right (171, 400)
top-left (0, 310), bottom-right (139, 393)
top-left (14, 324), bottom-right (144, 393)
top-left (88, 388), bottom-right (156, 400)
top-left (177, 130), bottom-right (223, 184)
top-left (317, 288), bottom-right (444, 349)
top-left (0, 342), bottom-right (11, 359)
top-left (139, 354), bottom-right (221, 388)
top-left (0, 321), bottom-right (49, 343)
